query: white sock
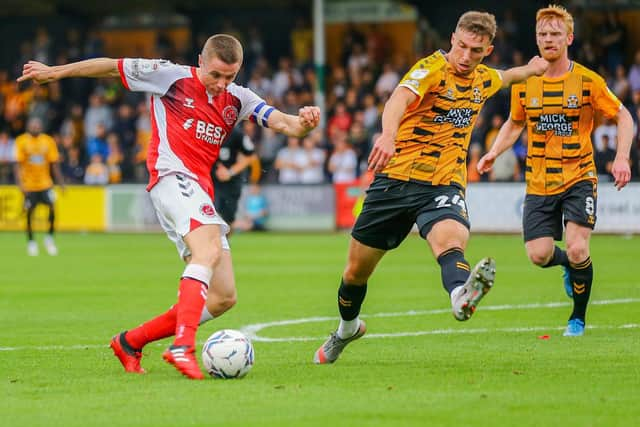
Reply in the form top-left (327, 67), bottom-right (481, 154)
top-left (337, 318), bottom-right (360, 339)
top-left (199, 306), bottom-right (214, 325)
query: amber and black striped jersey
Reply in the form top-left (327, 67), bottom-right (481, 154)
top-left (380, 50), bottom-right (503, 188)
top-left (511, 61), bottom-right (621, 195)
top-left (15, 132), bottom-right (59, 192)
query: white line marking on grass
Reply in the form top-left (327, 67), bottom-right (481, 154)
top-left (241, 298), bottom-right (640, 342)
top-left (0, 299), bottom-right (637, 351)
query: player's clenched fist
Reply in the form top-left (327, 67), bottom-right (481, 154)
top-left (298, 106), bottom-right (321, 130)
top-left (18, 61), bottom-right (56, 85)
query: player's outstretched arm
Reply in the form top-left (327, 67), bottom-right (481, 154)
top-left (17, 58), bottom-right (120, 85)
top-left (267, 106), bottom-right (320, 138)
top-left (500, 56), bottom-right (549, 88)
top-left (368, 86), bottom-right (416, 172)
top-left (611, 105), bottom-right (633, 190)
top-left (477, 115), bottom-right (525, 174)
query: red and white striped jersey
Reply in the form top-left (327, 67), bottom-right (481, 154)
top-left (118, 58), bottom-right (274, 197)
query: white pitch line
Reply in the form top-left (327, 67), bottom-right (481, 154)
top-left (0, 298), bottom-right (637, 351)
top-left (240, 297), bottom-right (640, 341)
top-left (245, 323), bottom-right (640, 343)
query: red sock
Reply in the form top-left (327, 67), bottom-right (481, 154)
top-left (125, 305), bottom-right (177, 350)
top-left (174, 277), bottom-right (208, 347)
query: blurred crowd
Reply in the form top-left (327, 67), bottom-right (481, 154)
top-left (1, 8), bottom-right (639, 186)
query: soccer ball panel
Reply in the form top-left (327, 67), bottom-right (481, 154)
top-left (202, 329), bottom-right (254, 379)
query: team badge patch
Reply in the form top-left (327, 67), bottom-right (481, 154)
top-left (200, 203), bottom-right (216, 217)
top-left (222, 106), bottom-right (238, 126)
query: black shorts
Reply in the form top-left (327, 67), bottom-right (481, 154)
top-left (214, 180), bottom-right (243, 224)
top-left (24, 189), bottom-right (55, 210)
top-left (351, 176), bottom-right (470, 250)
top-left (523, 180), bottom-right (597, 242)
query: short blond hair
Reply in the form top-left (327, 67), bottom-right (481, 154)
top-left (536, 5), bottom-right (574, 34)
top-left (456, 11), bottom-right (497, 42)
top-left (202, 34), bottom-right (243, 64)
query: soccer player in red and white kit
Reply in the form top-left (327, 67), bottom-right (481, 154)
top-left (18, 34), bottom-right (320, 379)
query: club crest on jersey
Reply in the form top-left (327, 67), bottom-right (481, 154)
top-left (471, 87), bottom-right (483, 104)
top-left (567, 94), bottom-right (579, 109)
top-left (222, 106), bottom-right (239, 126)
top-left (200, 203), bottom-right (216, 217)
top-left (183, 98), bottom-right (195, 109)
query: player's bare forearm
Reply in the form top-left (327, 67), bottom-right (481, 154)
top-left (368, 87), bottom-right (415, 172)
top-left (18, 58), bottom-right (120, 84)
top-left (13, 164), bottom-right (24, 193)
top-left (268, 107), bottom-right (320, 137)
top-left (610, 106), bottom-right (633, 190)
top-left (500, 56), bottom-right (549, 88)
top-left (477, 117), bottom-right (525, 174)
top-left (490, 117), bottom-right (525, 156)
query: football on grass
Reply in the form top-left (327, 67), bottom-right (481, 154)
top-left (202, 329), bottom-right (254, 379)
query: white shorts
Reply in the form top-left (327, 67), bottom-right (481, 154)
top-left (150, 174), bottom-right (230, 259)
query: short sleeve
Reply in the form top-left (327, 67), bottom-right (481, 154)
top-left (510, 83), bottom-right (526, 122)
top-left (118, 58), bottom-right (191, 95)
top-left (591, 76), bottom-right (622, 119)
top-left (227, 83), bottom-right (275, 128)
top-left (483, 67), bottom-right (503, 99)
top-left (398, 59), bottom-right (440, 103)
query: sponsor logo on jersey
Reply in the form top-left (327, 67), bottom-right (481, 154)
top-left (410, 69), bottom-right (429, 79)
top-left (195, 120), bottom-right (227, 145)
top-left (222, 105), bottom-right (239, 126)
top-left (183, 98), bottom-right (195, 109)
top-left (183, 118), bottom-right (194, 130)
top-left (434, 108), bottom-right (473, 128)
top-left (535, 114), bottom-right (573, 136)
top-left (200, 203), bottom-right (216, 217)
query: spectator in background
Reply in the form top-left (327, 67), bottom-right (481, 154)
top-left (612, 64), bottom-right (630, 104)
top-left (593, 118), bottom-right (617, 152)
top-left (61, 145), bottom-right (85, 184)
top-left (257, 126), bottom-right (284, 184)
top-left (86, 122), bottom-right (109, 160)
top-left (327, 101), bottom-right (352, 136)
top-left (361, 93), bottom-right (379, 131)
top-left (0, 129), bottom-right (15, 183)
top-left (299, 133), bottom-right (326, 184)
top-left (233, 183), bottom-right (269, 232)
top-left (328, 131), bottom-right (357, 183)
top-left (106, 132), bottom-right (123, 183)
top-left (628, 50), bottom-right (640, 95)
top-left (84, 92), bottom-right (113, 140)
top-left (59, 103), bottom-right (84, 148)
top-left (275, 136), bottom-right (304, 184)
top-left (489, 146), bottom-right (519, 182)
top-left (271, 57), bottom-right (302, 102)
top-left (484, 114), bottom-right (504, 153)
top-left (599, 11), bottom-right (626, 73)
top-left (84, 153), bottom-right (109, 185)
top-left (374, 62), bottom-right (400, 98)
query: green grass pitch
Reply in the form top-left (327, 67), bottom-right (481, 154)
top-left (1, 231), bottom-right (638, 426)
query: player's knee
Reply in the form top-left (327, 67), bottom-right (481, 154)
top-left (566, 243), bottom-right (589, 264)
top-left (528, 250), bottom-right (550, 267)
